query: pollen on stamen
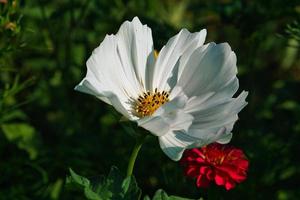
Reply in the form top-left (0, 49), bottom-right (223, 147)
top-left (132, 88), bottom-right (169, 118)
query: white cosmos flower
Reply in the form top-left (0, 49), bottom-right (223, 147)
top-left (75, 17), bottom-right (248, 161)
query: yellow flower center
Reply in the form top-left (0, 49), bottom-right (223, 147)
top-left (133, 88), bottom-right (169, 117)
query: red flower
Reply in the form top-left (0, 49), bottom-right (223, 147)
top-left (180, 143), bottom-right (249, 190)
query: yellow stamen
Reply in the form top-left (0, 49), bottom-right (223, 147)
top-left (133, 88), bottom-right (169, 117)
top-left (154, 50), bottom-right (159, 59)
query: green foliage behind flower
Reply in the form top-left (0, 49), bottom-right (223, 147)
top-left (0, 0), bottom-right (299, 199)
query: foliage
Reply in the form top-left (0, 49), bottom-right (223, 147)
top-left (0, 0), bottom-right (38, 159)
top-left (67, 167), bottom-right (194, 200)
top-left (67, 167), bottom-right (141, 200)
top-left (0, 0), bottom-right (299, 199)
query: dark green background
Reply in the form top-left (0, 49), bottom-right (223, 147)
top-left (0, 0), bottom-right (299, 199)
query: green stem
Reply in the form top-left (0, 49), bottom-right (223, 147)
top-left (126, 135), bottom-right (147, 177)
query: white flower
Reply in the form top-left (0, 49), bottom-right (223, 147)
top-left (75, 17), bottom-right (248, 161)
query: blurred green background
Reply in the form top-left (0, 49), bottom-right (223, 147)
top-left (1, 0), bottom-right (300, 199)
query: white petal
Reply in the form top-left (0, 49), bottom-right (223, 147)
top-left (173, 76), bottom-right (239, 109)
top-left (176, 42), bottom-right (238, 97)
top-left (159, 131), bottom-right (206, 161)
top-left (75, 78), bottom-right (111, 105)
top-left (116, 17), bottom-right (154, 92)
top-left (137, 95), bottom-right (193, 136)
top-left (151, 29), bottom-right (207, 91)
top-left (216, 132), bottom-right (233, 144)
top-left (75, 17), bottom-right (154, 119)
top-left (185, 91), bottom-right (248, 142)
top-left (75, 79), bottom-right (132, 119)
top-left (75, 35), bottom-right (134, 118)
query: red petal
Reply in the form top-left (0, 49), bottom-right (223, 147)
top-left (186, 166), bottom-right (198, 177)
top-left (215, 173), bottom-right (226, 186)
top-left (236, 159), bottom-right (249, 170)
top-left (206, 168), bottom-right (214, 180)
top-left (196, 174), bottom-right (210, 188)
top-left (195, 157), bottom-right (206, 163)
top-left (217, 164), bottom-right (247, 182)
top-left (187, 148), bottom-right (205, 158)
top-left (199, 166), bottom-right (210, 174)
top-left (225, 180), bottom-right (236, 190)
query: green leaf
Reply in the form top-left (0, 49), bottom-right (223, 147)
top-left (151, 190), bottom-right (195, 200)
top-left (143, 196), bottom-right (151, 200)
top-left (153, 189), bottom-right (169, 200)
top-left (0, 109), bottom-right (27, 123)
top-left (84, 187), bottom-right (103, 200)
top-left (67, 168), bottom-right (90, 187)
top-left (50, 179), bottom-right (63, 200)
top-left (67, 166), bottom-right (141, 200)
top-left (169, 196), bottom-right (195, 200)
top-left (121, 176), bottom-right (142, 199)
top-left (1, 123), bottom-right (39, 159)
top-left (67, 168), bottom-right (103, 200)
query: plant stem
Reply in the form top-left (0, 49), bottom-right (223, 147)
top-left (126, 135), bottom-right (147, 177)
